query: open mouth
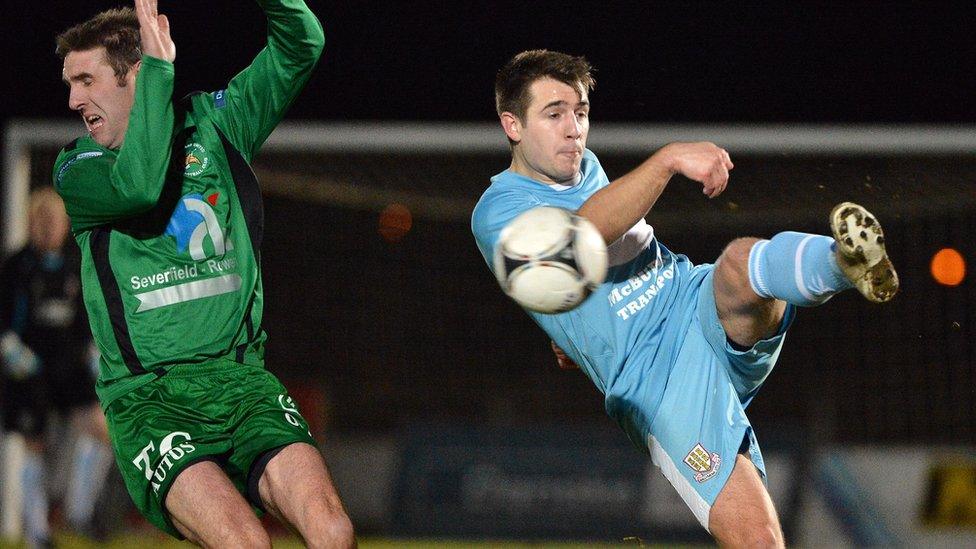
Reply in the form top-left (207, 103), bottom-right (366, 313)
top-left (84, 114), bottom-right (104, 133)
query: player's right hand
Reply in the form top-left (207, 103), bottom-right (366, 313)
top-left (135, 0), bottom-right (176, 63)
top-left (658, 141), bottom-right (733, 199)
top-left (551, 340), bottom-right (580, 370)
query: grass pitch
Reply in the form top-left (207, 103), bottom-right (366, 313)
top-left (0, 532), bottom-right (705, 548)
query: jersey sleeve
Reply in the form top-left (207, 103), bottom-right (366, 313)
top-left (53, 56), bottom-right (176, 231)
top-left (207, 0), bottom-right (325, 161)
top-left (470, 188), bottom-right (543, 273)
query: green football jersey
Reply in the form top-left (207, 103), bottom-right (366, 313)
top-left (52, 0), bottom-right (324, 408)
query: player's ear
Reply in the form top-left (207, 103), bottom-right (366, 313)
top-left (500, 112), bottom-right (522, 143)
top-left (123, 60), bottom-right (142, 88)
top-left (122, 60), bottom-right (142, 85)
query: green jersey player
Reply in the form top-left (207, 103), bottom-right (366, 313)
top-left (53, 0), bottom-right (355, 545)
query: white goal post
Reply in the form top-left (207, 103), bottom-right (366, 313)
top-left (6, 119), bottom-right (976, 253)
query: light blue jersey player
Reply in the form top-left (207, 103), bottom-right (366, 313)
top-left (472, 50), bottom-right (898, 548)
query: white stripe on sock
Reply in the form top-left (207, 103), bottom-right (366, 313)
top-left (794, 235), bottom-right (818, 302)
top-left (748, 240), bottom-right (773, 299)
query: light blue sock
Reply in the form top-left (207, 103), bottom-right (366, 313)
top-left (21, 451), bottom-right (50, 545)
top-left (748, 231), bottom-right (853, 307)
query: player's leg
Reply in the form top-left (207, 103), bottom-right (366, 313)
top-left (256, 442), bottom-right (356, 548)
top-left (713, 236), bottom-right (788, 347)
top-left (643, 267), bottom-right (787, 545)
top-left (714, 202), bottom-right (898, 347)
top-left (165, 459), bottom-right (272, 548)
top-left (104, 364), bottom-right (279, 544)
top-left (225, 368), bottom-right (356, 547)
top-left (647, 379), bottom-right (784, 547)
top-left (708, 454), bottom-right (783, 548)
top-left (828, 202), bottom-right (899, 302)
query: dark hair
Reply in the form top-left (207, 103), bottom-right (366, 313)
top-left (56, 7), bottom-right (141, 85)
top-left (495, 49), bottom-right (596, 122)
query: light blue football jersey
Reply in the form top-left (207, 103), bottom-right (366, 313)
top-left (472, 149), bottom-right (713, 448)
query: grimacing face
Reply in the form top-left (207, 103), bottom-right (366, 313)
top-left (62, 47), bottom-right (139, 149)
top-left (503, 77), bottom-right (590, 185)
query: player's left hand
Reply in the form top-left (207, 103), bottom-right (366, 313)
top-left (657, 141), bottom-right (733, 199)
top-left (551, 340), bottom-right (580, 370)
top-left (135, 0), bottom-right (176, 63)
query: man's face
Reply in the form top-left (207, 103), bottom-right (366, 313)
top-left (504, 77), bottom-right (590, 185)
top-left (63, 47), bottom-right (138, 149)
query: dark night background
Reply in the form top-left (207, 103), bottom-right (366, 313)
top-left (8, 0), bottom-right (976, 433)
top-left (6, 2), bottom-right (975, 125)
top-left (5, 2), bottom-right (976, 541)
top-left (9, 0), bottom-right (976, 438)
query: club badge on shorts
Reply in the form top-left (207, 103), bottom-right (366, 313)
top-left (684, 443), bottom-right (722, 482)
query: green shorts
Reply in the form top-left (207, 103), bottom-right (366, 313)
top-left (104, 359), bottom-right (317, 538)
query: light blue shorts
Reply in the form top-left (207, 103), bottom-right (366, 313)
top-left (644, 265), bottom-right (795, 530)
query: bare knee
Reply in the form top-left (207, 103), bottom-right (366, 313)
top-left (752, 523), bottom-right (784, 548)
top-left (173, 513), bottom-right (271, 549)
top-left (283, 489), bottom-right (355, 549)
top-left (260, 443), bottom-right (356, 548)
top-left (715, 236), bottom-right (788, 346)
top-left (294, 489), bottom-right (355, 548)
top-left (709, 454), bottom-right (784, 548)
top-left (713, 520), bottom-right (783, 548)
top-left (224, 522), bottom-right (273, 549)
top-left (167, 461), bottom-right (272, 548)
top-left (310, 511), bottom-right (356, 549)
top-left (716, 237), bottom-right (761, 299)
top-left (212, 519), bottom-right (271, 549)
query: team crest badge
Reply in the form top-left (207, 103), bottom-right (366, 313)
top-left (684, 443), bottom-right (722, 482)
top-left (184, 143), bottom-right (211, 176)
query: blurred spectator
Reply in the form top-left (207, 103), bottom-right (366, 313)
top-left (0, 186), bottom-right (113, 548)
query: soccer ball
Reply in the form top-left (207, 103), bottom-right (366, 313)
top-left (493, 206), bottom-right (608, 314)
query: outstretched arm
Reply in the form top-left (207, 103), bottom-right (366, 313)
top-left (135, 0), bottom-right (175, 62)
top-left (55, 0), bottom-right (177, 229)
top-left (211, 0), bottom-right (325, 160)
top-left (577, 142), bottom-right (733, 244)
